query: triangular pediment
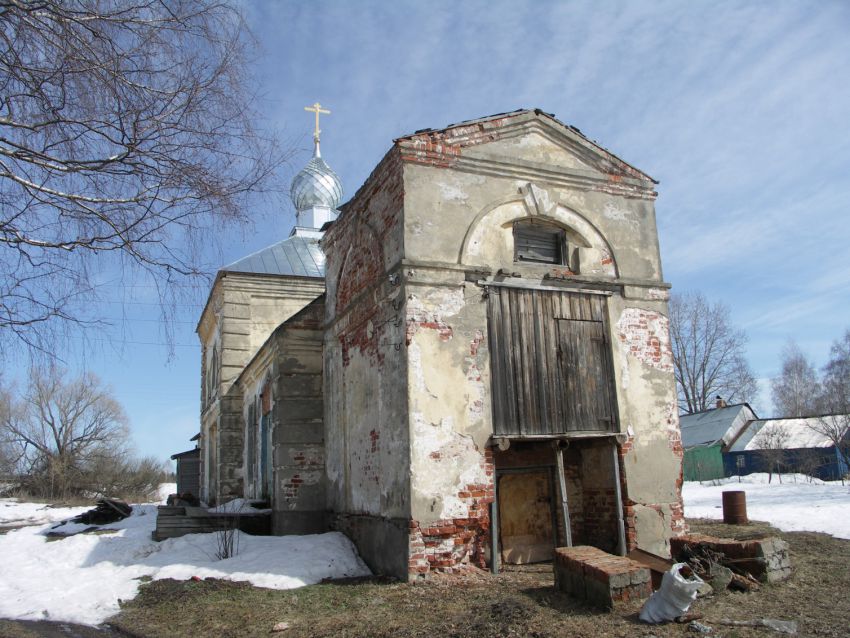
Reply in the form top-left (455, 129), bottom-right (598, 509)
top-left (460, 128), bottom-right (598, 172)
top-left (396, 109), bottom-right (656, 185)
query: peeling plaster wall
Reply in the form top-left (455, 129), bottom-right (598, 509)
top-left (608, 292), bottom-right (685, 556)
top-left (405, 278), bottom-right (495, 574)
top-left (398, 113), bottom-right (683, 566)
top-left (322, 151), bottom-right (412, 578)
top-left (319, 112), bottom-right (682, 577)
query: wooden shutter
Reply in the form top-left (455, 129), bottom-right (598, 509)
top-left (488, 288), bottom-right (617, 435)
top-left (514, 221), bottom-right (565, 264)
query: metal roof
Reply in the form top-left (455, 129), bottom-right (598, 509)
top-left (222, 233), bottom-right (325, 278)
top-left (729, 416), bottom-right (849, 452)
top-left (678, 404), bottom-right (756, 448)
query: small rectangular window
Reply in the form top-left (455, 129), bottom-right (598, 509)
top-left (514, 221), bottom-right (566, 264)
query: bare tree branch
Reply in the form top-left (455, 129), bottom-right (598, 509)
top-left (771, 340), bottom-right (820, 418)
top-left (0, 0), bottom-right (289, 357)
top-left (1, 365), bottom-right (130, 498)
top-left (669, 291), bottom-right (758, 414)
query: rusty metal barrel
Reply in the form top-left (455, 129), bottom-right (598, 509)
top-left (722, 490), bottom-right (748, 524)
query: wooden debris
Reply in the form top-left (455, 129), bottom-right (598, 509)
top-left (729, 572), bottom-right (760, 592)
top-left (71, 499), bottom-right (132, 525)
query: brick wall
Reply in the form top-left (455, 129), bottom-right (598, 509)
top-left (408, 448), bottom-right (494, 576)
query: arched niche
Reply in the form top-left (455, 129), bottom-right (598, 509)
top-left (458, 185), bottom-right (617, 277)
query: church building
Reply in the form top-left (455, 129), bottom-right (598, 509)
top-left (196, 108), bottom-right (685, 579)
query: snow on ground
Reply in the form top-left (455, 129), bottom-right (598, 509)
top-left (208, 497), bottom-right (271, 513)
top-left (157, 483), bottom-right (177, 501)
top-left (0, 500), bottom-right (91, 527)
top-left (0, 497), bottom-right (370, 625)
top-left (683, 473), bottom-right (850, 540)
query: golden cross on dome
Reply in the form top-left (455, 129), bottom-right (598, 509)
top-left (304, 102), bottom-right (331, 142)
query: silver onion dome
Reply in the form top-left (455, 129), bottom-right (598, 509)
top-left (290, 141), bottom-right (343, 212)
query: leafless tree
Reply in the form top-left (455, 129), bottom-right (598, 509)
top-left (805, 415), bottom-right (850, 482)
top-left (754, 423), bottom-right (790, 484)
top-left (669, 291), bottom-right (758, 414)
top-left (0, 384), bottom-right (16, 481)
top-left (771, 340), bottom-right (820, 417)
top-left (818, 330), bottom-right (850, 413)
top-left (807, 330), bottom-right (850, 480)
top-left (0, 1), bottom-right (286, 356)
top-left (793, 447), bottom-right (823, 482)
top-left (1, 366), bottom-right (130, 498)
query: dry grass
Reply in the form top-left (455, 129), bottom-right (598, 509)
top-left (2, 519), bottom-right (848, 637)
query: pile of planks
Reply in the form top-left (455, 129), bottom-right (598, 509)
top-left (71, 498), bottom-right (133, 525)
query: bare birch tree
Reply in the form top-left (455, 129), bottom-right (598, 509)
top-left (805, 415), bottom-right (850, 481)
top-left (771, 340), bottom-right (820, 417)
top-left (0, 1), bottom-right (286, 356)
top-left (808, 330), bottom-right (850, 478)
top-left (754, 423), bottom-right (790, 484)
top-left (819, 330), bottom-right (850, 412)
top-left (669, 291), bottom-right (758, 414)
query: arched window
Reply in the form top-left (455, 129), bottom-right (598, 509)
top-left (513, 219), bottom-right (567, 265)
top-left (207, 345), bottom-right (218, 402)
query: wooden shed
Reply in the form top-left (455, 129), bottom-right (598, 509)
top-left (171, 448), bottom-right (201, 498)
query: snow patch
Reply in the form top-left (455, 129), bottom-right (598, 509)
top-left (0, 501), bottom-right (370, 625)
top-left (683, 473), bottom-right (850, 540)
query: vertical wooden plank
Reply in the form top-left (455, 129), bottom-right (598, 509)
top-left (550, 294), bottom-right (566, 432)
top-left (559, 291), bottom-right (572, 320)
top-left (509, 288), bottom-right (529, 434)
top-left (519, 290), bottom-right (539, 434)
top-left (579, 294), bottom-right (592, 322)
top-left (558, 319), bottom-right (578, 432)
top-left (589, 322), bottom-right (606, 429)
top-left (601, 305), bottom-right (619, 432)
top-left (486, 289), bottom-right (505, 435)
top-left (533, 291), bottom-right (551, 434)
top-left (541, 292), bottom-right (560, 434)
top-left (501, 287), bottom-right (519, 433)
top-left (591, 295), bottom-right (603, 322)
top-left (569, 293), bottom-right (581, 322)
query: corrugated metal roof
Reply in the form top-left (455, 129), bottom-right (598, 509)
top-left (679, 404), bottom-right (755, 448)
top-left (222, 233), bottom-right (325, 278)
top-left (730, 416), bottom-right (849, 452)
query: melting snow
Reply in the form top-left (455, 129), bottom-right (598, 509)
top-left (682, 473), bottom-right (850, 539)
top-left (0, 494), bottom-right (369, 625)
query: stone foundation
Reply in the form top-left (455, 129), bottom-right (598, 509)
top-left (554, 545), bottom-right (652, 609)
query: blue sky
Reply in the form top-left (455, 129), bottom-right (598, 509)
top-left (23, 0), bottom-right (850, 462)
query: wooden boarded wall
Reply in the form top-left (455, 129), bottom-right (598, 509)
top-left (487, 287), bottom-right (617, 436)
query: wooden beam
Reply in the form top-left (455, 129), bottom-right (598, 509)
top-left (612, 441), bottom-right (627, 556)
top-left (554, 444), bottom-right (572, 547)
top-left (490, 481), bottom-right (501, 574)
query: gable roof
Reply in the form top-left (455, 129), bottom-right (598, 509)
top-left (679, 403), bottom-right (758, 448)
top-left (222, 231), bottom-right (324, 279)
top-left (394, 108), bottom-right (658, 184)
top-left (729, 415), bottom-right (850, 452)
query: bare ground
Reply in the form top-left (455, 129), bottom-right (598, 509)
top-left (1, 519), bottom-right (848, 638)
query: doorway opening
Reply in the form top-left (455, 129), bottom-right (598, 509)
top-left (493, 437), bottom-right (624, 565)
